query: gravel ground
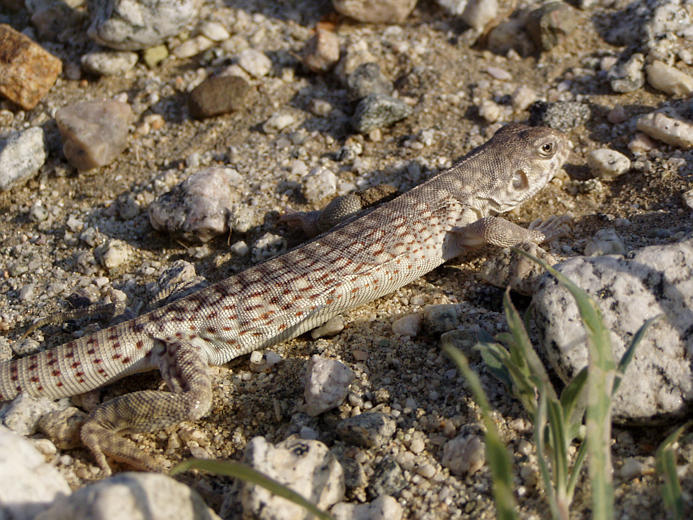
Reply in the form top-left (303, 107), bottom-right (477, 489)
top-left (1, 0), bottom-right (692, 518)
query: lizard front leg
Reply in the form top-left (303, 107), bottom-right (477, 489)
top-left (452, 215), bottom-right (569, 248)
top-left (80, 340), bottom-right (212, 476)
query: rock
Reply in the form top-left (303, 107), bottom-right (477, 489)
top-left (512, 85), bottom-right (537, 111)
top-left (332, 0), bottom-right (417, 23)
top-left (646, 60), bottom-right (693, 96)
top-left (303, 355), bottom-right (355, 416)
top-left (587, 148), bottom-right (631, 179)
top-left (88, 0), bottom-right (202, 51)
top-left (436, 0), bottom-right (467, 15)
top-left (608, 53), bottom-right (645, 93)
top-left (367, 457), bottom-right (406, 498)
top-left (149, 167), bottom-right (246, 243)
top-left (628, 131), bottom-right (657, 154)
top-left (529, 101), bottom-right (590, 132)
top-left (251, 232), bottom-right (287, 262)
top-left (636, 109), bottom-right (693, 148)
top-left (188, 75), bottom-right (255, 118)
top-left (461, 0), bottom-right (498, 31)
top-left (336, 412), bottom-right (396, 448)
top-left (442, 433), bottom-right (485, 476)
top-left (583, 227), bottom-right (626, 256)
top-left (55, 99), bottom-right (133, 170)
top-left (0, 24), bottom-right (62, 109)
top-left (526, 2), bottom-right (579, 51)
top-left (81, 50), bottom-right (138, 76)
top-left (479, 242), bottom-right (558, 295)
top-left (683, 188), bottom-right (693, 211)
top-left (248, 350), bottom-right (283, 372)
top-left (263, 110), bottom-right (297, 133)
top-left (422, 304), bottom-right (463, 334)
top-left (0, 127), bottom-right (47, 191)
top-left (172, 35), bottom-right (213, 58)
top-left (199, 21), bottom-right (229, 42)
top-left (487, 17), bottom-right (534, 57)
top-left (351, 94), bottom-right (412, 133)
top-left (143, 44), bottom-right (168, 68)
top-left (533, 239), bottom-right (693, 422)
top-left (478, 99), bottom-right (502, 123)
top-left (311, 315), bottom-right (345, 339)
top-left (241, 436), bottom-right (344, 519)
top-left (303, 166), bottom-right (338, 204)
top-left (35, 472), bottom-right (219, 520)
top-left (237, 48), bottom-right (272, 77)
top-left (303, 26), bottom-right (340, 73)
top-left (31, 2), bottom-right (86, 41)
top-left (1, 394), bottom-right (61, 436)
top-left (0, 426), bottom-right (71, 520)
top-left (96, 239), bottom-right (132, 270)
top-left (346, 62), bottom-right (393, 101)
top-left (392, 312), bottom-right (421, 336)
top-left (331, 496), bottom-right (403, 520)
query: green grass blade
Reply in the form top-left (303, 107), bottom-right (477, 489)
top-left (534, 389), bottom-right (564, 520)
top-left (559, 367), bottom-right (588, 435)
top-left (171, 459), bottom-right (333, 520)
top-left (566, 441), bottom-right (588, 502)
top-left (512, 247), bottom-right (614, 520)
top-left (655, 421), bottom-right (692, 520)
top-left (546, 397), bottom-right (568, 501)
top-left (613, 315), bottom-right (660, 396)
top-left (442, 340), bottom-right (519, 520)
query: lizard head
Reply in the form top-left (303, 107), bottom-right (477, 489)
top-left (488, 123), bottom-right (571, 212)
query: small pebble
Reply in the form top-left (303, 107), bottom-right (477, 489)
top-left (609, 53), bottom-right (645, 93)
top-left (0, 127), bottom-right (47, 191)
top-left (251, 232), bottom-right (287, 262)
top-left (332, 0), bottom-right (417, 23)
top-left (263, 111), bottom-right (296, 133)
top-left (636, 109), bottom-right (693, 148)
top-left (347, 62), bottom-right (393, 102)
top-left (442, 434), bottom-right (486, 476)
top-left (173, 35), bottom-right (214, 59)
top-left (331, 496), bottom-right (403, 520)
top-left (584, 227), bottom-right (626, 256)
top-left (391, 313), bottom-right (421, 337)
top-left (351, 94), bottom-right (412, 134)
top-left (646, 60), bottom-right (693, 96)
top-left (512, 85), bottom-right (537, 111)
top-left (143, 44), bottom-right (168, 68)
top-left (188, 75), bottom-right (255, 118)
top-left (303, 355), bottom-right (355, 416)
top-left (96, 239), bottom-right (131, 269)
top-left (237, 48), bottom-right (272, 78)
top-left (478, 99), bottom-right (502, 123)
top-left (81, 50), bottom-right (138, 76)
top-left (336, 412), bottom-right (396, 448)
top-left (462, 0), bottom-right (498, 31)
top-left (628, 132), bottom-right (657, 154)
top-left (587, 148), bottom-right (631, 179)
top-left (311, 316), bottom-right (345, 339)
top-left (199, 21), bottom-right (230, 42)
top-left (303, 27), bottom-right (340, 73)
top-left (303, 166), bottom-right (338, 204)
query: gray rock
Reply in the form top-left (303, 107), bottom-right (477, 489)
top-left (95, 239), bottom-right (131, 270)
top-left (347, 62), bottom-right (393, 102)
top-left (336, 412), bottom-right (396, 447)
top-left (636, 108), bottom-right (693, 149)
top-left (149, 167), bottom-right (246, 243)
top-left (88, 0), bottom-right (202, 51)
top-left (0, 126), bottom-right (46, 191)
top-left (35, 472), bottom-right (219, 520)
top-left (331, 496), bottom-right (403, 520)
top-left (237, 48), bottom-right (272, 78)
top-left (351, 94), bottom-right (412, 134)
top-left (303, 355), bottom-right (354, 416)
top-left (2, 393), bottom-right (61, 436)
top-left (172, 35), bottom-right (213, 59)
top-left (480, 242), bottom-right (558, 295)
top-left (242, 436), bottom-right (344, 519)
top-left (333, 0), bottom-right (417, 23)
top-left (529, 101), bottom-right (590, 132)
top-left (608, 53), bottom-right (645, 93)
top-left (423, 304), bottom-right (463, 334)
top-left (188, 75), bottom-right (255, 119)
top-left (0, 426), bottom-right (71, 520)
top-left (55, 99), bottom-right (133, 170)
top-left (303, 166), bottom-right (338, 204)
top-left (526, 2), bottom-right (579, 51)
top-left (367, 456), bottom-right (406, 499)
top-left (391, 312), bottom-right (422, 336)
top-left (81, 50), bottom-right (138, 76)
top-left (311, 315), bottom-right (345, 339)
top-left (37, 406), bottom-right (87, 449)
top-left (533, 239), bottom-right (693, 422)
top-left (251, 232), bottom-right (287, 263)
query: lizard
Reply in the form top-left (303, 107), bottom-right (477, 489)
top-left (0, 123), bottom-right (571, 476)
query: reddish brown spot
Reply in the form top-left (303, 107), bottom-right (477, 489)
top-left (87, 349), bottom-right (95, 355)
top-left (122, 357), bottom-right (131, 364)
top-left (245, 305), bottom-right (263, 312)
top-left (51, 370), bottom-right (60, 377)
top-left (222, 326), bottom-right (233, 331)
top-left (113, 353), bottom-right (122, 360)
top-left (227, 314), bottom-right (238, 320)
top-left (295, 311), bottom-right (304, 317)
top-left (28, 363), bottom-right (37, 371)
top-left (252, 332), bottom-right (263, 337)
top-left (10, 373), bottom-right (18, 381)
top-left (71, 361), bottom-right (81, 369)
top-left (222, 305), bottom-right (235, 310)
top-left (283, 288), bottom-right (292, 295)
top-left (56, 381), bottom-right (63, 387)
top-left (175, 332), bottom-right (183, 338)
top-left (108, 334), bottom-right (117, 341)
top-left (136, 340), bottom-right (144, 349)
top-left (47, 359), bottom-right (57, 366)
top-left (325, 298), bottom-right (334, 305)
top-left (260, 312), bottom-right (274, 320)
top-left (206, 311), bottom-right (218, 320)
top-left (112, 342), bottom-right (120, 349)
top-left (98, 368), bottom-right (107, 375)
top-left (278, 323), bottom-right (287, 331)
top-left (86, 338), bottom-right (97, 345)
top-left (30, 376), bottom-right (39, 383)
top-left (65, 351), bottom-right (74, 358)
top-left (37, 385), bottom-right (43, 391)
top-left (207, 327), bottom-right (217, 334)
top-left (93, 358), bottom-right (102, 364)
top-left (351, 287), bottom-right (359, 293)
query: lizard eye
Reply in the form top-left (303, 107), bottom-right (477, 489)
top-left (539, 141), bottom-right (556, 157)
top-left (512, 169), bottom-right (529, 190)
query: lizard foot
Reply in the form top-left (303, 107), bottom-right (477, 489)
top-left (528, 214), bottom-right (572, 243)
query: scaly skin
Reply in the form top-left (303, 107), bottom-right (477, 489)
top-left (0, 123), bottom-right (570, 475)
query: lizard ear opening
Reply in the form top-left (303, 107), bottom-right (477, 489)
top-left (511, 169), bottom-right (529, 191)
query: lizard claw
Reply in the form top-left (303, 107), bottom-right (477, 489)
top-left (528, 214), bottom-right (571, 243)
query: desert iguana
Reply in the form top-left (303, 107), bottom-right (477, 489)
top-left (0, 123), bottom-right (570, 475)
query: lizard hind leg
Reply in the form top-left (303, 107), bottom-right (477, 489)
top-left (80, 341), bottom-right (212, 477)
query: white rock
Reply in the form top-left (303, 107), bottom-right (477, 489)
top-left (533, 239), bottom-right (693, 422)
top-left (199, 21), bottom-right (229, 41)
top-left (311, 315), bottom-right (345, 339)
top-left (332, 0), bottom-right (417, 23)
top-left (478, 99), bottom-right (502, 122)
top-left (304, 166), bottom-right (338, 204)
top-left (303, 355), bottom-right (354, 416)
top-left (442, 434), bottom-right (486, 476)
top-left (263, 111), bottom-right (296, 133)
top-left (173, 35), bottom-right (213, 58)
top-left (462, 0), bottom-right (498, 30)
top-left (2, 394), bottom-right (61, 436)
top-left (587, 148), bottom-right (631, 179)
top-left (619, 457), bottom-right (653, 480)
top-left (332, 495), bottom-right (403, 520)
top-left (36, 472), bottom-right (219, 520)
top-left (81, 50), bottom-right (138, 76)
top-left (237, 48), bottom-right (272, 77)
top-left (0, 427), bottom-right (71, 520)
top-left (251, 232), bottom-right (287, 262)
top-left (628, 132), bottom-right (657, 154)
top-left (242, 436), bottom-right (344, 519)
top-left (636, 109), bottom-right (693, 148)
top-left (584, 227), bottom-right (626, 256)
top-left (512, 85), bottom-right (537, 111)
top-left (437, 0), bottom-right (468, 15)
top-left (683, 188), bottom-right (693, 211)
top-left (646, 60), bottom-right (693, 96)
top-left (0, 127), bottom-right (46, 191)
top-left (96, 239), bottom-right (131, 270)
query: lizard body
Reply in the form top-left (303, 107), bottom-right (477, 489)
top-left (0, 123), bottom-right (570, 474)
